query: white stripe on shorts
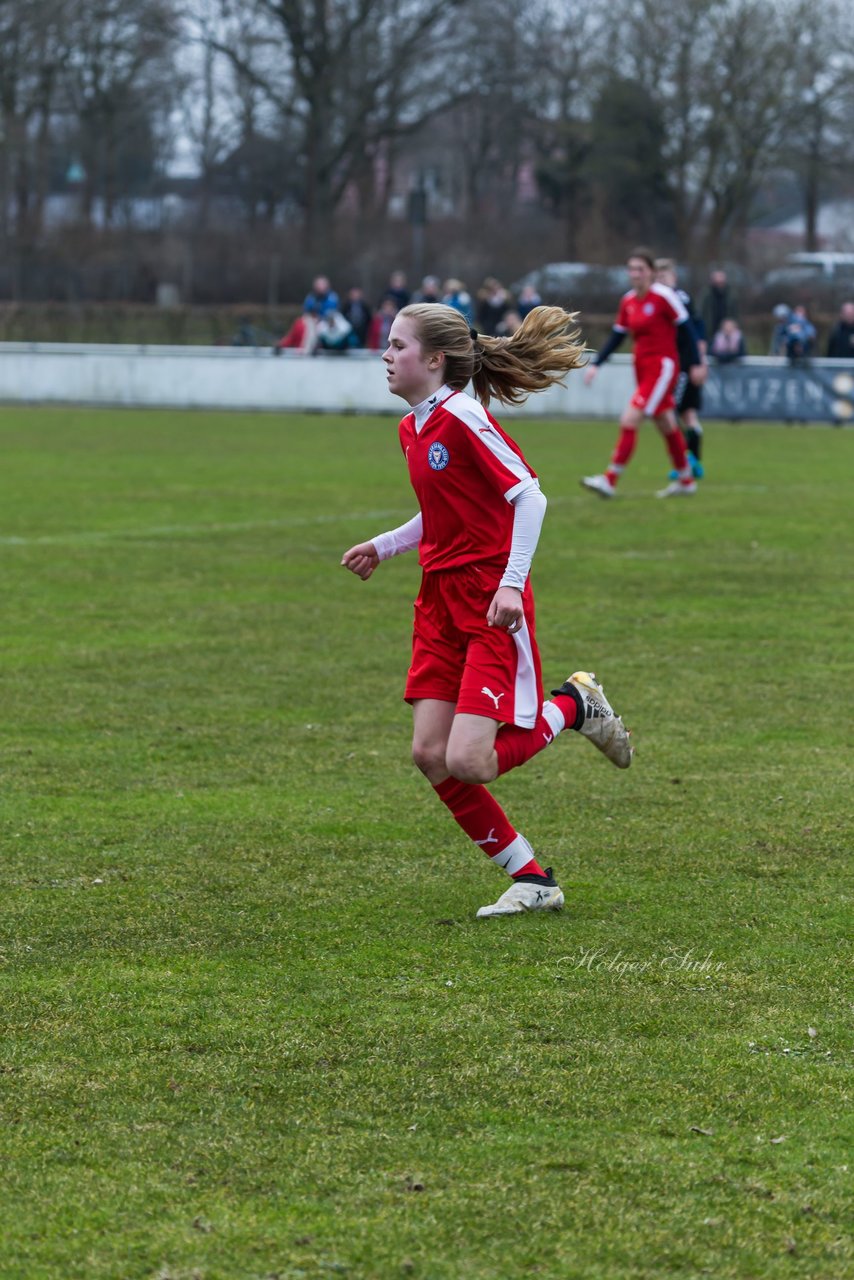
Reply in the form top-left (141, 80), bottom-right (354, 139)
top-left (644, 356), bottom-right (676, 416)
top-left (511, 621), bottom-right (539, 729)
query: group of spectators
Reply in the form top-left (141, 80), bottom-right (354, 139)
top-left (768, 304), bottom-right (815, 362)
top-left (768, 300), bottom-right (854, 362)
top-left (274, 265), bottom-right (854, 365)
top-left (700, 266), bottom-right (854, 364)
top-left (709, 300), bottom-right (854, 366)
top-left (275, 271), bottom-right (545, 356)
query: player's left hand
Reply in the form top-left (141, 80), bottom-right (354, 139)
top-left (689, 363), bottom-right (707, 386)
top-left (487, 586), bottom-right (524, 633)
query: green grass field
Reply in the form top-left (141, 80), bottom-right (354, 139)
top-left (0, 406), bottom-right (851, 1280)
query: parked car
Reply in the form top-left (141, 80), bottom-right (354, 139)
top-left (762, 252), bottom-right (854, 304)
top-left (511, 262), bottom-right (628, 310)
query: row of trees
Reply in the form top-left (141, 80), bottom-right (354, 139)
top-left (1, 0), bottom-right (853, 289)
top-left (0, 0), bottom-right (175, 237)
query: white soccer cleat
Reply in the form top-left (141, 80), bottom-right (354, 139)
top-left (552, 671), bottom-right (633, 769)
top-left (581, 473), bottom-right (616, 499)
top-left (656, 479), bottom-right (697, 498)
top-left (476, 872), bottom-right (565, 919)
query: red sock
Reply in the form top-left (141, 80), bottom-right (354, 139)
top-left (433, 778), bottom-right (545, 877)
top-left (511, 854), bottom-right (547, 879)
top-left (552, 693), bottom-right (581, 731)
top-left (493, 697), bottom-right (579, 777)
top-left (433, 777), bottom-right (515, 853)
top-left (664, 428), bottom-right (691, 478)
top-left (605, 425), bottom-right (637, 486)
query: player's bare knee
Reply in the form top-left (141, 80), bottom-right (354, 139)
top-left (411, 739), bottom-right (446, 779)
top-left (445, 743), bottom-right (493, 785)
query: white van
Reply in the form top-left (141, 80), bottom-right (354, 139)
top-left (765, 252), bottom-right (854, 292)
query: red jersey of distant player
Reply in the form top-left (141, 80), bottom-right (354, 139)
top-left (614, 283), bottom-right (688, 414)
top-left (399, 389), bottom-right (538, 577)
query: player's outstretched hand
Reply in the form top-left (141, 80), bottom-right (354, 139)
top-left (341, 541), bottom-right (380, 581)
top-left (689, 362), bottom-right (707, 386)
top-left (583, 365), bottom-right (599, 387)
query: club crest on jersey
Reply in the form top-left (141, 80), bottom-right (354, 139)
top-left (643, 302), bottom-right (655, 315)
top-left (428, 441), bottom-right (450, 470)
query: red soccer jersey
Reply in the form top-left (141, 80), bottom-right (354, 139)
top-left (399, 387), bottom-right (537, 573)
top-left (615, 283), bottom-right (687, 365)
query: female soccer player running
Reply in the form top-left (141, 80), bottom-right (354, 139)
top-left (581, 247), bottom-right (703, 498)
top-left (341, 304), bottom-right (632, 919)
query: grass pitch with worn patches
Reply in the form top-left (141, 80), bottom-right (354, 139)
top-left (0, 406), bottom-right (851, 1279)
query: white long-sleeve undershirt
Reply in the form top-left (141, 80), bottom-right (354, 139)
top-left (370, 480), bottom-right (547, 589)
top-left (372, 512), bottom-right (423, 562)
top-left (500, 482), bottom-right (547, 589)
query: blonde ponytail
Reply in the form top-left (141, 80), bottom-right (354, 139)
top-left (399, 303), bottom-right (586, 407)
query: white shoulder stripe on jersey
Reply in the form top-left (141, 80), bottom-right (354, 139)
top-left (444, 391), bottom-right (532, 498)
top-left (650, 282), bottom-right (688, 323)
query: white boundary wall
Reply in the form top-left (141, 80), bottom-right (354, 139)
top-left (0, 342), bottom-right (636, 417)
top-left (2, 343), bottom-right (845, 421)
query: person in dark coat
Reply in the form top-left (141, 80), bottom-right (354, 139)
top-left (342, 286), bottom-right (372, 347)
top-left (826, 301), bottom-right (854, 358)
top-left (476, 277), bottom-right (512, 336)
top-left (700, 268), bottom-right (735, 341)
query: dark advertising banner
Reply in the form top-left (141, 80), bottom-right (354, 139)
top-left (704, 361), bottom-right (854, 424)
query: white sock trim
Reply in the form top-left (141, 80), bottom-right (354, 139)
top-left (491, 833), bottom-right (534, 876)
top-left (541, 699), bottom-right (566, 736)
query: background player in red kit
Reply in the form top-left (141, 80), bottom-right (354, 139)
top-left (581, 247), bottom-right (704, 499)
top-left (341, 303), bottom-right (632, 919)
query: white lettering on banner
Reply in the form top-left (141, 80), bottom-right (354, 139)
top-left (704, 363), bottom-right (850, 422)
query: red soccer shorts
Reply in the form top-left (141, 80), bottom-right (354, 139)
top-left (631, 355), bottom-right (678, 415)
top-left (404, 563), bottom-right (543, 729)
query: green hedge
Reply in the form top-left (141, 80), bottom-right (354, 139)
top-left (0, 302), bottom-right (837, 353)
top-left (0, 302), bottom-right (301, 347)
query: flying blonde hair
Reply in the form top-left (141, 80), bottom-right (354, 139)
top-left (399, 303), bottom-right (586, 406)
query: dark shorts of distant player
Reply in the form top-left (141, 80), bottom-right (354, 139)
top-left (405, 562), bottom-right (543, 729)
top-left (631, 356), bottom-right (678, 416)
top-left (676, 371), bottom-right (703, 414)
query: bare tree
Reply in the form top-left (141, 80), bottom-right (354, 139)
top-left (4, 0), bottom-right (854, 306)
top-left (612, 0), bottom-right (800, 259)
top-left (64, 0), bottom-right (179, 226)
top-left (209, 0), bottom-right (476, 250)
top-left (177, 0), bottom-right (285, 228)
top-left (779, 0), bottom-right (854, 250)
top-left (425, 0), bottom-right (535, 222)
top-left (0, 0), bottom-right (77, 242)
top-left (177, 1), bottom-right (234, 229)
top-left (520, 1), bottom-right (611, 258)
